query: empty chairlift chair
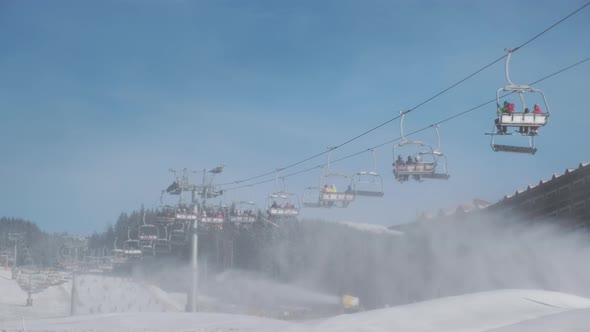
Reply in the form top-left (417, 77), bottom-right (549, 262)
top-left (122, 240), bottom-right (142, 260)
top-left (152, 226), bottom-right (171, 255)
top-left (138, 225), bottom-right (158, 254)
top-left (168, 223), bottom-right (188, 246)
top-left (123, 227), bottom-right (143, 259)
top-left (352, 149), bottom-right (384, 197)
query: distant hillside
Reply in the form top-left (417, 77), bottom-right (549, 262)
top-left (0, 217), bottom-right (65, 266)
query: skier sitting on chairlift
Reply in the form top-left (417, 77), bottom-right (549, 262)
top-left (531, 104), bottom-right (543, 134)
top-left (345, 185), bottom-right (352, 193)
top-left (495, 101), bottom-right (514, 134)
top-left (396, 155), bottom-right (405, 165)
top-left (495, 101), bottom-right (508, 132)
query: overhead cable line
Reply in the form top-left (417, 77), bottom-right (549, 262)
top-left (219, 2), bottom-right (590, 188)
top-left (221, 55), bottom-right (590, 192)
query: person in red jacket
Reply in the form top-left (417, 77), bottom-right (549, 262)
top-left (531, 104), bottom-right (543, 134)
top-left (507, 102), bottom-right (515, 113)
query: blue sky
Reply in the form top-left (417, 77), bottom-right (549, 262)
top-left (1, 0), bottom-right (589, 233)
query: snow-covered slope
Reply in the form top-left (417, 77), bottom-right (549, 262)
top-left (4, 288), bottom-right (590, 332)
top-left (0, 268), bottom-right (70, 321)
top-left (282, 289), bottom-right (590, 332)
top-left (72, 274), bottom-right (184, 314)
top-left (0, 268), bottom-right (185, 324)
top-left (488, 308), bottom-right (590, 332)
top-left (2, 312), bottom-right (291, 332)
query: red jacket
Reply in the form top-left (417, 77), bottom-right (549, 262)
top-left (534, 105), bottom-right (542, 114)
top-left (507, 103), bottom-right (515, 113)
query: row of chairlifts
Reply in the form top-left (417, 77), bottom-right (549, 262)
top-left (486, 49), bottom-right (551, 155)
top-left (139, 216), bottom-right (188, 249)
top-left (393, 112), bottom-right (450, 183)
top-left (138, 213), bottom-right (177, 255)
top-left (156, 202), bottom-right (258, 226)
top-left (124, 50), bottom-right (552, 247)
top-left (303, 148), bottom-right (385, 209)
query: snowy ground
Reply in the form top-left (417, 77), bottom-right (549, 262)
top-left (3, 265), bottom-right (590, 332)
top-left (1, 312), bottom-right (291, 332)
top-left (337, 221), bottom-right (403, 236)
top-left (0, 268), bottom-right (186, 319)
top-left (282, 289), bottom-right (590, 332)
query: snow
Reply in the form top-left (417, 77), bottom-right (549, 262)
top-left (489, 308), bottom-right (590, 332)
top-left (1, 312), bottom-right (291, 332)
top-left (338, 221), bottom-right (404, 236)
top-left (0, 268), bottom-right (70, 321)
top-left (4, 267), bottom-right (590, 331)
top-left (71, 274), bottom-right (184, 314)
top-left (0, 268), bottom-right (185, 322)
top-left (211, 270), bottom-right (341, 309)
top-left (281, 289), bottom-right (590, 332)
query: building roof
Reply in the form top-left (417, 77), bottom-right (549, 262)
top-left (498, 162), bottom-right (590, 203)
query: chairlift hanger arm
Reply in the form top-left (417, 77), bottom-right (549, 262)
top-left (370, 149), bottom-right (377, 173)
top-left (432, 125), bottom-right (441, 153)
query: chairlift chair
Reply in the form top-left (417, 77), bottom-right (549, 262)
top-left (152, 226), bottom-right (171, 254)
top-left (123, 228), bottom-right (143, 259)
top-left (306, 148), bottom-right (355, 208)
top-left (351, 149), bottom-right (384, 197)
top-left (264, 175), bottom-right (301, 224)
top-left (352, 171), bottom-right (384, 196)
top-left (156, 205), bottom-right (177, 224)
top-left (266, 191), bottom-right (300, 219)
top-left (138, 213), bottom-right (157, 254)
top-left (111, 238), bottom-right (127, 265)
top-left (200, 204), bottom-right (225, 227)
top-left (168, 223), bottom-right (188, 246)
top-left (175, 204), bottom-right (198, 223)
top-left (229, 200), bottom-right (258, 223)
top-left (393, 114), bottom-right (449, 182)
top-left (302, 187), bottom-right (323, 208)
top-left (138, 225), bottom-right (158, 242)
top-left (122, 240), bottom-right (142, 259)
top-left (318, 176), bottom-right (355, 207)
top-left (485, 48), bottom-right (551, 154)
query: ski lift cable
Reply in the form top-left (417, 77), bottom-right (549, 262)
top-left (512, 1), bottom-right (590, 53)
top-left (222, 55), bottom-right (590, 192)
top-left (218, 3), bottom-right (590, 189)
